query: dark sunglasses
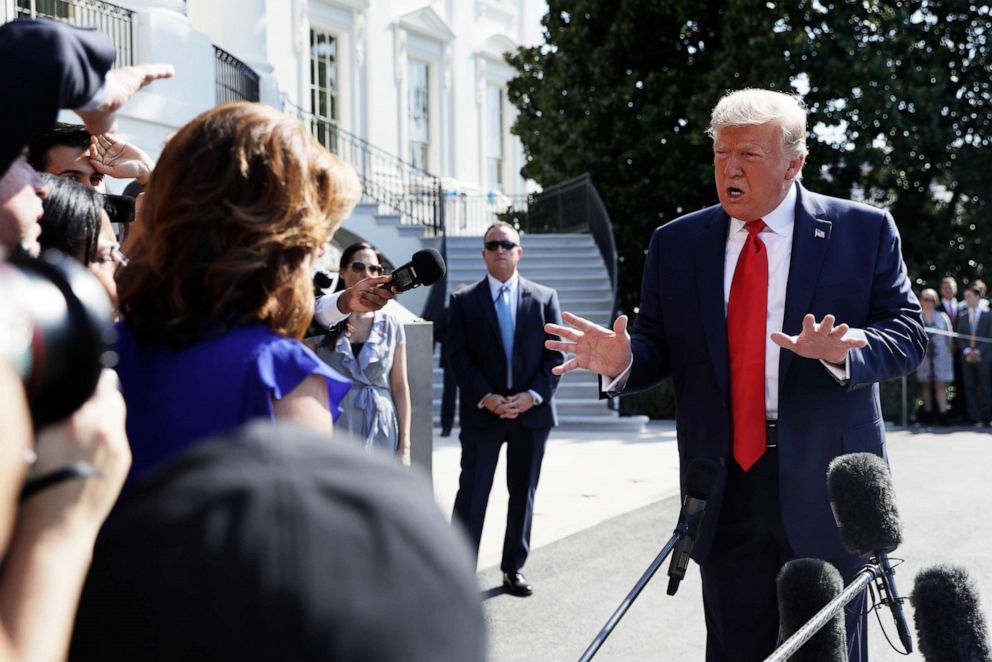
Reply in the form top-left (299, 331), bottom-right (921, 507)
top-left (485, 240), bottom-right (518, 251)
top-left (349, 260), bottom-right (384, 276)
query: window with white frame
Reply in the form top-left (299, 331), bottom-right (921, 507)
top-left (486, 84), bottom-right (505, 192)
top-left (408, 59), bottom-right (431, 171)
top-left (310, 28), bottom-right (338, 151)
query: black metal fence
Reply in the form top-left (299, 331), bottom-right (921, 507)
top-left (1, 0), bottom-right (134, 67)
top-left (443, 191), bottom-right (528, 237)
top-left (214, 46), bottom-right (260, 105)
top-left (286, 101), bottom-right (444, 236)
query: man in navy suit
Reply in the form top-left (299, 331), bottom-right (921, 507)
top-left (546, 89), bottom-right (926, 659)
top-left (448, 221), bottom-right (563, 596)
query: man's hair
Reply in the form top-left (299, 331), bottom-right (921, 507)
top-left (37, 173), bottom-right (103, 265)
top-left (707, 89), bottom-right (809, 159)
top-left (940, 276), bottom-right (957, 288)
top-left (26, 122), bottom-right (92, 171)
top-left (970, 280), bottom-right (987, 297)
top-left (117, 102), bottom-right (362, 348)
top-left (483, 221), bottom-right (519, 244)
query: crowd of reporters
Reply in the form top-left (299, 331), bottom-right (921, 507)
top-left (0, 17), bottom-right (483, 661)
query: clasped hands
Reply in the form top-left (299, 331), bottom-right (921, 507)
top-left (544, 311), bottom-right (868, 377)
top-left (483, 393), bottom-right (535, 419)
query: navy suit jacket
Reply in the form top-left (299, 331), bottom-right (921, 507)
top-left (626, 183), bottom-right (927, 563)
top-left (447, 276), bottom-right (564, 431)
top-left (0, 19), bottom-right (115, 176)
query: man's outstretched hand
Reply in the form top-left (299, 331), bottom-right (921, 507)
top-left (76, 63), bottom-right (175, 135)
top-left (88, 133), bottom-right (155, 184)
top-left (545, 312), bottom-right (632, 379)
top-left (771, 313), bottom-right (867, 365)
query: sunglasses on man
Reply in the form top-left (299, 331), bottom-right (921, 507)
top-left (485, 240), bottom-right (518, 251)
top-left (348, 260), bottom-right (385, 276)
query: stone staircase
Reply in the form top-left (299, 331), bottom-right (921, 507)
top-left (434, 234), bottom-right (648, 433)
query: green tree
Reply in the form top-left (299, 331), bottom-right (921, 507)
top-left (506, 0), bottom-right (992, 315)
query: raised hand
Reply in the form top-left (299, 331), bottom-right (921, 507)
top-left (88, 133), bottom-right (155, 184)
top-left (76, 63), bottom-right (175, 135)
top-left (545, 312), bottom-right (633, 378)
top-left (771, 313), bottom-right (868, 364)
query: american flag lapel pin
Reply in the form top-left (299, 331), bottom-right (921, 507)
top-left (814, 228), bottom-right (826, 239)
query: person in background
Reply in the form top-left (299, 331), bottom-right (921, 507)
top-left (940, 276), bottom-right (966, 424)
top-left (916, 288), bottom-right (954, 425)
top-left (954, 282), bottom-right (992, 426)
top-left (38, 174), bottom-right (126, 311)
top-left (310, 242), bottom-right (412, 465)
top-left (114, 102), bottom-right (360, 477)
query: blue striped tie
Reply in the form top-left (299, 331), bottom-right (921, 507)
top-left (495, 284), bottom-right (514, 388)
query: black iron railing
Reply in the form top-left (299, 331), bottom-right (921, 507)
top-left (214, 46), bottom-right (260, 105)
top-left (285, 100), bottom-right (445, 236)
top-left (1, 0), bottom-right (134, 67)
top-left (455, 174), bottom-right (619, 316)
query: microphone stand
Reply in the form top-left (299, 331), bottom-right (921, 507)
top-left (577, 524), bottom-right (685, 662)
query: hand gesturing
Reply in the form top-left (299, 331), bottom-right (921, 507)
top-left (770, 314), bottom-right (867, 364)
top-left (545, 312), bottom-right (633, 378)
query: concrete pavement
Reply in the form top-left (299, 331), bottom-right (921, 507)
top-left (433, 422), bottom-right (992, 661)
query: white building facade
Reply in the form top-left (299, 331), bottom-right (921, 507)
top-left (12, 0), bottom-right (547, 202)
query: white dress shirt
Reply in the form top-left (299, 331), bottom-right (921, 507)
top-left (314, 291), bottom-right (348, 329)
top-left (479, 271), bottom-right (543, 408)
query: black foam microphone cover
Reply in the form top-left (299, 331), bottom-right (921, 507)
top-left (912, 564), bottom-right (992, 662)
top-left (826, 452), bottom-right (902, 556)
top-left (777, 559), bottom-right (848, 662)
top-left (411, 249), bottom-right (446, 285)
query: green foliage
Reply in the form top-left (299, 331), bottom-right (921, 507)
top-left (506, 1), bottom-right (992, 317)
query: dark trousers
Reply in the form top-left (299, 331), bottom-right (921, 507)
top-left (961, 356), bottom-right (992, 422)
top-left (700, 450), bottom-right (868, 662)
top-left (451, 421), bottom-right (549, 573)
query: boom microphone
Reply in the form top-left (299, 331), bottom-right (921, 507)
top-left (911, 564), bottom-right (992, 662)
top-left (666, 457), bottom-right (723, 595)
top-left (577, 457), bottom-right (722, 662)
top-left (827, 452), bottom-right (913, 653)
top-left (381, 249), bottom-right (445, 293)
top-left (777, 559), bottom-right (848, 662)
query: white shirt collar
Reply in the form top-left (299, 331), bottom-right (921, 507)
top-left (488, 271), bottom-right (519, 300)
top-left (730, 182), bottom-right (797, 238)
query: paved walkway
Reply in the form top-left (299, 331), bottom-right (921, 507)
top-left (432, 422), bottom-right (992, 661)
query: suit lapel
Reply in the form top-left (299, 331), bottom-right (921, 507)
top-left (779, 184), bottom-right (832, 386)
top-left (514, 279), bottom-right (534, 347)
top-left (692, 208), bottom-right (731, 399)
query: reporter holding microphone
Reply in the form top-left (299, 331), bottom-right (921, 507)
top-left (545, 89), bottom-right (926, 660)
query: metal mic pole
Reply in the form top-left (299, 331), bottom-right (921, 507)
top-left (577, 528), bottom-right (684, 662)
top-left (765, 565), bottom-right (880, 662)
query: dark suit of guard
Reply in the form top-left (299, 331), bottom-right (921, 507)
top-left (447, 226), bottom-right (563, 594)
top-left (0, 18), bottom-right (115, 176)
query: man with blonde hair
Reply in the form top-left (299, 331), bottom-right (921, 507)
top-left (547, 88), bottom-right (925, 660)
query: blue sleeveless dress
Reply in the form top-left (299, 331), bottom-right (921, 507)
top-left (114, 321), bottom-right (351, 477)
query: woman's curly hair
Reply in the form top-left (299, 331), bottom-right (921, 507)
top-left (117, 103), bottom-right (361, 347)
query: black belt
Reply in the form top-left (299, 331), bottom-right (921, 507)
top-left (765, 421), bottom-right (778, 448)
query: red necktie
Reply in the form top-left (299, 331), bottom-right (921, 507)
top-left (728, 219), bottom-right (768, 471)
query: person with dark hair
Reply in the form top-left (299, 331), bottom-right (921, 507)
top-left (38, 174), bottom-right (126, 309)
top-left (310, 242), bottom-right (412, 465)
top-left (114, 103), bottom-right (361, 477)
top-left (69, 421), bottom-right (486, 662)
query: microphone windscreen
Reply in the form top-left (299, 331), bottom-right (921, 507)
top-left (826, 452), bottom-right (902, 556)
top-left (911, 564), bottom-right (992, 662)
top-left (685, 457), bottom-right (722, 500)
top-left (777, 559), bottom-right (848, 662)
top-left (412, 249), bottom-right (445, 285)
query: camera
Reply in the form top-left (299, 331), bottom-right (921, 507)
top-left (1, 250), bottom-right (115, 427)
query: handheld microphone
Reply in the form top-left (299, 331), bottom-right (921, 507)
top-left (380, 249), bottom-right (445, 293)
top-left (666, 457), bottom-right (722, 596)
top-left (777, 559), bottom-right (848, 662)
top-left (911, 564), bottom-right (992, 662)
top-left (827, 452), bottom-right (913, 653)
